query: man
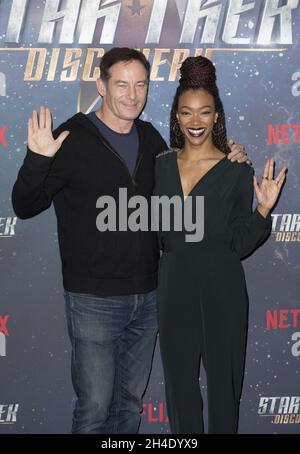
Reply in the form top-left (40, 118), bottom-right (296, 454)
top-left (12, 47), bottom-right (248, 434)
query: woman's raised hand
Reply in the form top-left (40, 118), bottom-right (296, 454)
top-left (253, 159), bottom-right (287, 217)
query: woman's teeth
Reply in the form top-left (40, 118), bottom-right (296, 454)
top-left (187, 128), bottom-right (205, 137)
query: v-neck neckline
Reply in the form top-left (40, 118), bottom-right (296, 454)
top-left (174, 150), bottom-right (227, 199)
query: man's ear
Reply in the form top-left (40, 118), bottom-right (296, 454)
top-left (96, 78), bottom-right (106, 97)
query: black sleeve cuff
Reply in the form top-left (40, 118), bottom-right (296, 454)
top-left (252, 207), bottom-right (272, 230)
top-left (23, 148), bottom-right (54, 172)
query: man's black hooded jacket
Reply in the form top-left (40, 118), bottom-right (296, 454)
top-left (12, 113), bottom-right (167, 296)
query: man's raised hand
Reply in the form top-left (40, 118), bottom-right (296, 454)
top-left (28, 106), bottom-right (70, 157)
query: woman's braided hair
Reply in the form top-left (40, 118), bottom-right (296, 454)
top-left (170, 56), bottom-right (230, 154)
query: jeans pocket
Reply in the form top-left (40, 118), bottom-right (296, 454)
top-left (66, 293), bottom-right (128, 344)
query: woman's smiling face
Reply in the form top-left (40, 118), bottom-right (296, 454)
top-left (177, 89), bottom-right (218, 147)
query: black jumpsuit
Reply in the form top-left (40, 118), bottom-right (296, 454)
top-left (154, 150), bottom-right (272, 434)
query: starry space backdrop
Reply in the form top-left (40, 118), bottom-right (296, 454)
top-left (0, 0), bottom-right (300, 434)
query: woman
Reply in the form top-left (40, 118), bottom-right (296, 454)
top-left (154, 56), bottom-right (287, 434)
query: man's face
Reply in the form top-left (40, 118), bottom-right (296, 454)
top-left (97, 60), bottom-right (149, 121)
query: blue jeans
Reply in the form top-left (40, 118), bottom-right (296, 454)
top-left (64, 289), bottom-right (158, 434)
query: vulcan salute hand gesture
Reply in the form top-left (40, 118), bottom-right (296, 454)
top-left (254, 159), bottom-right (287, 218)
top-left (28, 106), bottom-right (70, 157)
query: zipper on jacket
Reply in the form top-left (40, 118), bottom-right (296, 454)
top-left (99, 137), bottom-right (143, 278)
top-left (99, 137), bottom-right (144, 189)
top-left (132, 150), bottom-right (144, 185)
top-left (84, 114), bottom-right (145, 188)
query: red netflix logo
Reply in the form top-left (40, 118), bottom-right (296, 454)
top-left (266, 310), bottom-right (300, 330)
top-left (141, 403), bottom-right (169, 423)
top-left (266, 310), bottom-right (300, 358)
top-left (0, 125), bottom-right (8, 148)
top-left (0, 316), bottom-right (9, 336)
top-left (268, 124), bottom-right (300, 145)
top-left (0, 315), bottom-right (9, 357)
